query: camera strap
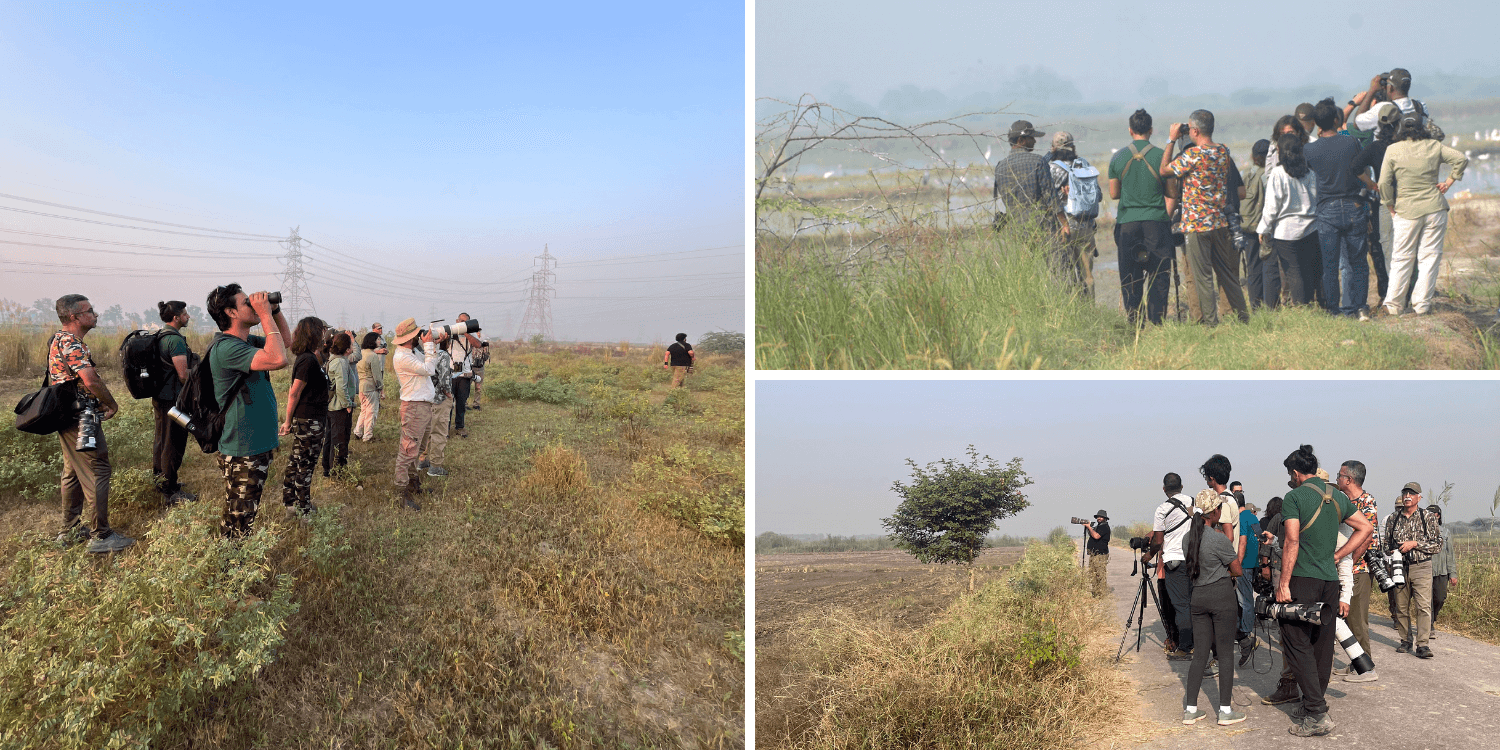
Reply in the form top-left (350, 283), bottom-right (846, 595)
top-left (1163, 497), bottom-right (1191, 535)
top-left (1300, 480), bottom-right (1336, 533)
top-left (1122, 142), bottom-right (1167, 193)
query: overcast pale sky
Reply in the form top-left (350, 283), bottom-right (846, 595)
top-left (757, 380), bottom-right (1500, 538)
top-left (0, 1), bottom-right (743, 342)
top-left (757, 0), bottom-right (1500, 104)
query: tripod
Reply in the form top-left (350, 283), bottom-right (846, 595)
top-left (1115, 557), bottom-right (1165, 662)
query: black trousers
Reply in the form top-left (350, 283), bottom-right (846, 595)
top-left (151, 397), bottom-right (189, 494)
top-left (1280, 576), bottom-right (1340, 717)
top-left (1185, 578), bottom-right (1237, 709)
top-left (1242, 233), bottom-right (1266, 309)
top-left (1164, 563), bottom-right (1196, 651)
top-left (1432, 575), bottom-right (1450, 626)
top-left (1115, 220), bottom-right (1173, 325)
top-left (1366, 196), bottom-right (1389, 300)
top-left (1267, 233), bottom-right (1320, 308)
top-left (321, 409), bottom-right (352, 473)
top-left (1157, 577), bottom-right (1179, 645)
top-left (451, 376), bottom-right (472, 429)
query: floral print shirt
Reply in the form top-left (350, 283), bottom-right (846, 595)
top-left (1166, 143), bottom-right (1231, 233)
top-left (47, 330), bottom-right (94, 386)
top-left (1349, 492), bottom-right (1378, 574)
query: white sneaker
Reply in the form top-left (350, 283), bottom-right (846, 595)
top-left (1357, 309), bottom-right (1371, 322)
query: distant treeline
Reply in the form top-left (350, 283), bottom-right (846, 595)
top-left (755, 532), bottom-right (1036, 555)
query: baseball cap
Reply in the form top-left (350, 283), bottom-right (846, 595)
top-left (1294, 102), bottom-right (1315, 120)
top-left (1401, 481), bottom-right (1423, 495)
top-left (1052, 131), bottom-right (1076, 150)
top-left (1194, 489), bottom-right (1224, 514)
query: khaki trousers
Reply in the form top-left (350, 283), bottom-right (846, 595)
top-left (1182, 228), bottom-right (1249, 325)
top-left (419, 400), bottom-right (453, 467)
top-left (394, 400), bottom-right (434, 486)
top-left (1393, 558), bottom-right (1435, 647)
top-left (1348, 570), bottom-right (1374, 656)
top-left (671, 366), bottom-right (689, 387)
top-left (1384, 210), bottom-right (1447, 315)
top-left (1087, 552), bottom-right (1109, 597)
top-left (355, 391), bottom-right (380, 440)
top-left (59, 422), bottom-right (112, 538)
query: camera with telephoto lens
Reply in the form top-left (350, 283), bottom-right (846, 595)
top-left (1255, 594), bottom-right (1325, 625)
top-left (1129, 536), bottom-right (1152, 551)
top-left (75, 398), bottom-right (102, 452)
top-left (1070, 516), bottom-right (1091, 525)
top-left (1388, 550), bottom-right (1407, 587)
top-left (167, 405), bottom-right (203, 441)
top-left (436, 319), bottom-right (480, 337)
top-left (1364, 548), bottom-right (1399, 592)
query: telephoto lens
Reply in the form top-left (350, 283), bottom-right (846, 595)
top-left (440, 319), bottom-right (481, 337)
top-left (1364, 548), bottom-right (1398, 592)
top-left (1389, 551), bottom-right (1407, 587)
top-left (1335, 617), bottom-right (1375, 674)
top-left (1254, 596), bottom-right (1325, 625)
top-left (75, 401), bottom-right (101, 452)
top-left (167, 405), bottom-right (198, 436)
top-left (1071, 517), bottom-right (1089, 524)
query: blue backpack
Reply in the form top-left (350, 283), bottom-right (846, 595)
top-left (1053, 157), bottom-right (1102, 220)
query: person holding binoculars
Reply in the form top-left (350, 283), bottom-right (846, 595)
top-left (205, 285), bottom-right (292, 539)
top-left (392, 317), bottom-right (448, 510)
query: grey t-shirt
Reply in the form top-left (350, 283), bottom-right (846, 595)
top-left (1194, 527), bottom-right (1238, 586)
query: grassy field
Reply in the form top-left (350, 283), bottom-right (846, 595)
top-left (754, 538), bottom-right (1130, 750)
top-left (0, 342), bottom-right (745, 748)
top-left (1439, 536), bottom-right (1500, 644)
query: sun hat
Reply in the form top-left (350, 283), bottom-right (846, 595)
top-left (393, 317), bottom-right (421, 345)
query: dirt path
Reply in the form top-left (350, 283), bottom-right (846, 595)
top-left (1098, 551), bottom-right (1500, 748)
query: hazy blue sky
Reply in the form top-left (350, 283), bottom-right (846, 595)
top-left (757, 0), bottom-right (1500, 105)
top-left (757, 380), bottom-right (1500, 538)
top-left (0, 1), bottom-right (743, 342)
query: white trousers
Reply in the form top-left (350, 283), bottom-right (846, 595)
top-left (1383, 210), bottom-right (1447, 314)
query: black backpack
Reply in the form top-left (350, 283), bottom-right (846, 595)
top-left (119, 329), bottom-right (184, 399)
top-left (174, 337), bottom-right (250, 454)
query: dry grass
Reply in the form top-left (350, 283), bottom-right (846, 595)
top-left (755, 539), bottom-right (1133, 750)
top-left (0, 348), bottom-right (745, 748)
top-left (1441, 536), bottom-right (1500, 644)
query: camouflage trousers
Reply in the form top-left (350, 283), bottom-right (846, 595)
top-left (218, 451), bottom-right (273, 538)
top-left (281, 417), bottom-right (325, 509)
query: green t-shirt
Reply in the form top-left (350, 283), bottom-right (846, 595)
top-left (1107, 139), bottom-right (1170, 225)
top-left (1281, 477), bottom-right (1357, 582)
top-left (155, 327), bottom-right (190, 402)
top-left (209, 332), bottom-right (279, 457)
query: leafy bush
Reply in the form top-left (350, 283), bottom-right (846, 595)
top-left (627, 446), bottom-right (744, 543)
top-left (663, 389), bottom-right (703, 415)
top-left (0, 427), bottom-right (62, 501)
top-left (0, 501), bottom-right (298, 750)
top-left (577, 383), bottom-right (651, 422)
top-left (696, 331), bottom-right (745, 356)
top-left (486, 376), bottom-right (576, 405)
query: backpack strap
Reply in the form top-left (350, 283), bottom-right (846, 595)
top-left (1299, 480), bottom-right (1336, 533)
top-left (1163, 497), bottom-right (1191, 535)
top-left (1122, 142), bottom-right (1167, 192)
top-left (206, 338), bottom-right (252, 412)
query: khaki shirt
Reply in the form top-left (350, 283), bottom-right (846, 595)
top-left (1239, 163), bottom-right (1265, 229)
top-left (1378, 139), bottom-right (1469, 220)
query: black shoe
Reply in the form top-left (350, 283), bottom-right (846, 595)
top-left (1262, 681), bottom-right (1300, 705)
top-left (55, 526), bottom-right (89, 547)
top-left (1415, 646), bottom-right (1434, 659)
top-left (1396, 641), bottom-right (1412, 654)
top-left (1238, 634), bottom-right (1258, 666)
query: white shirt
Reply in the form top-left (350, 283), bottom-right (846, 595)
top-left (394, 342), bottom-right (438, 402)
top-left (1258, 164), bottom-right (1320, 240)
top-left (1153, 494), bottom-right (1195, 563)
top-left (1353, 98), bottom-right (1432, 133)
top-left (447, 334), bottom-right (478, 376)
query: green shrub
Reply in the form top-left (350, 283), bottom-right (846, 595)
top-left (0, 428), bottom-right (62, 501)
top-left (577, 383), bottom-right (651, 422)
top-left (628, 446), bottom-right (744, 543)
top-left (0, 501), bottom-right (298, 749)
top-left (663, 389), bottom-right (703, 415)
top-left (697, 331), bottom-right (745, 356)
top-left (109, 467), bottom-right (160, 508)
top-left (486, 376), bottom-right (576, 405)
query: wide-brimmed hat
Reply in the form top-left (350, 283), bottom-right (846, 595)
top-left (1007, 120), bottom-right (1045, 140)
top-left (1401, 481), bottom-right (1423, 495)
top-left (393, 317), bottom-right (421, 345)
top-left (1094, 509), bottom-right (1108, 520)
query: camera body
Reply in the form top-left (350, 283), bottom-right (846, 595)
top-left (1128, 536), bottom-right (1151, 551)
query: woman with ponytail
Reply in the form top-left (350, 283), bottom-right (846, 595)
top-left (1182, 489), bottom-right (1246, 727)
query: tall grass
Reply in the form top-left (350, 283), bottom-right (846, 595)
top-left (755, 536), bottom-right (1129, 749)
top-left (1444, 536), bottom-right (1500, 642)
top-left (757, 229), bottom-right (1443, 370)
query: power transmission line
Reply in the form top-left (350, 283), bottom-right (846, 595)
top-left (278, 227), bottom-right (317, 324)
top-left (516, 245), bottom-right (556, 342)
top-left (0, 205), bottom-right (279, 242)
top-left (0, 192), bottom-right (281, 237)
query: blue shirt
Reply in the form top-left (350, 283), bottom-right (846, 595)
top-left (1240, 508), bottom-right (1260, 568)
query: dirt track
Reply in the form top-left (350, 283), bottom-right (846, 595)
top-left (1096, 546), bottom-right (1500, 749)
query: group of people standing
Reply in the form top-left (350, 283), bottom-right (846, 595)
top-left (1131, 447), bottom-right (1451, 737)
top-left (993, 67), bottom-right (1469, 324)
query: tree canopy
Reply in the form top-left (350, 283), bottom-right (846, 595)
top-left (881, 446), bottom-right (1032, 565)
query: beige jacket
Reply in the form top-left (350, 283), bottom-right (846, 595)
top-left (1378, 139), bottom-right (1469, 220)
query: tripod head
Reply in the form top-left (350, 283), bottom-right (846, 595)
top-left (1131, 557), bottom-right (1157, 577)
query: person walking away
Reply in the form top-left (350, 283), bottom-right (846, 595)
top-left (1161, 110), bottom-right (1249, 325)
top-left (1108, 109), bottom-right (1174, 325)
top-left (205, 285), bottom-right (291, 538)
top-left (1269, 444), bottom-right (1373, 737)
top-left (151, 300), bottom-right (197, 505)
top-left (1383, 483), bottom-right (1442, 657)
top-left (1047, 131), bottom-right (1103, 297)
top-left (354, 326), bottom-right (386, 441)
top-left (1333, 460), bottom-right (1381, 682)
top-left (1258, 134), bottom-right (1321, 308)
top-left (1180, 490), bottom-right (1247, 727)
top-left (1378, 113), bottom-right (1468, 316)
top-left (418, 342), bottom-right (455, 478)
top-left (392, 319), bottom-right (444, 509)
top-left (1151, 473), bottom-right (1197, 659)
top-left (1427, 505), bottom-right (1456, 638)
top-left (1081, 510), bottom-right (1110, 597)
top-left (48, 295), bottom-right (133, 553)
top-left (278, 317), bottom-right (330, 519)
top-left (1238, 141), bottom-right (1270, 309)
top-left (993, 120), bottom-right (1071, 267)
top-left (665, 333), bottom-right (695, 387)
top-left (323, 332), bottom-right (357, 477)
top-left (1304, 99), bottom-right (1379, 318)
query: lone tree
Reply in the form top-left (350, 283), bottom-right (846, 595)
top-left (881, 446), bottom-right (1032, 569)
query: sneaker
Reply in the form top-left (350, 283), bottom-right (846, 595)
top-left (55, 526), bottom-right (89, 547)
top-left (1333, 666), bottom-right (1350, 676)
top-left (1357, 309), bottom-right (1371, 322)
top-left (1218, 709), bottom-right (1247, 726)
top-left (1290, 712), bottom-right (1336, 737)
top-left (1396, 641), bottom-right (1412, 654)
top-left (456, 428), bottom-right (469, 438)
top-left (418, 459), bottom-right (430, 470)
top-left (284, 502), bottom-right (317, 522)
top-left (1430, 629), bottom-right (1439, 640)
top-left (1182, 708), bottom-right (1208, 725)
top-left (86, 533), bottom-right (135, 554)
top-left (426, 465), bottom-right (448, 477)
top-left (471, 404), bottom-right (481, 411)
top-left (167, 489), bottom-right (198, 505)
top-left (1262, 681), bottom-right (1300, 705)
top-left (1238, 635), bottom-right (1258, 666)
top-left (1204, 659), bottom-right (1218, 678)
top-left (1167, 648), bottom-right (1194, 661)
top-left (1415, 646), bottom-right (1434, 659)
top-left (1344, 670), bottom-right (1379, 682)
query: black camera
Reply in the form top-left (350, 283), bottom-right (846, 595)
top-left (75, 398), bottom-right (102, 452)
top-left (1255, 595), bottom-right (1324, 625)
top-left (1364, 548), bottom-right (1399, 593)
top-left (1129, 536), bottom-right (1151, 551)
